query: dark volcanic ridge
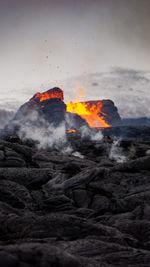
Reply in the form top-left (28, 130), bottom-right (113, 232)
top-left (3, 87), bottom-right (150, 139)
top-left (5, 87), bottom-right (121, 133)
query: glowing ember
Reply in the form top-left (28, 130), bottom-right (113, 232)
top-left (73, 82), bottom-right (85, 102)
top-left (67, 129), bottom-right (77, 133)
top-left (33, 87), bottom-right (64, 102)
top-left (66, 101), bottom-right (110, 128)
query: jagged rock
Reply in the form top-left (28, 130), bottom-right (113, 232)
top-left (0, 129), bottom-right (150, 266)
top-left (0, 157), bottom-right (26, 168)
top-left (0, 150), bottom-right (4, 160)
top-left (0, 243), bottom-right (80, 267)
top-left (0, 168), bottom-right (53, 189)
top-left (102, 126), bottom-right (150, 141)
top-left (113, 156), bottom-right (150, 172)
top-left (5, 148), bottom-right (20, 158)
top-left (43, 195), bottom-right (75, 211)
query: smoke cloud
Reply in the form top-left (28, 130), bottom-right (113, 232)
top-left (15, 110), bottom-right (104, 158)
top-left (109, 139), bottom-right (127, 163)
top-left (0, 109), bottom-right (14, 128)
top-left (18, 110), bottom-right (67, 150)
top-left (79, 125), bottom-right (103, 141)
top-left (2, 104), bottom-right (129, 163)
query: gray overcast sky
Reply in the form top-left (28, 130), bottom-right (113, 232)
top-left (0, 0), bottom-right (150, 117)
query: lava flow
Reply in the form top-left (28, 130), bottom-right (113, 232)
top-left (66, 101), bottom-right (110, 128)
top-left (67, 129), bottom-right (77, 133)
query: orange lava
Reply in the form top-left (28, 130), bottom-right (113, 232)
top-left (66, 101), bottom-right (110, 128)
top-left (67, 129), bottom-right (77, 133)
top-left (34, 88), bottom-right (64, 102)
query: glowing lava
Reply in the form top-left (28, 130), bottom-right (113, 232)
top-left (34, 87), bottom-right (64, 102)
top-left (66, 101), bottom-right (110, 128)
top-left (66, 83), bottom-right (110, 128)
top-left (67, 129), bottom-right (77, 133)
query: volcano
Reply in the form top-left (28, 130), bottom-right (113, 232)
top-left (7, 87), bottom-right (121, 132)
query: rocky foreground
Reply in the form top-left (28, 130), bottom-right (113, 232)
top-left (0, 127), bottom-right (150, 266)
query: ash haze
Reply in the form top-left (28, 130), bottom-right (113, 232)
top-left (1, 0), bottom-right (150, 119)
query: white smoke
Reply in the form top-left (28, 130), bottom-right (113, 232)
top-left (18, 110), bottom-right (67, 150)
top-left (72, 151), bottom-right (84, 159)
top-left (79, 125), bottom-right (103, 141)
top-left (146, 149), bottom-right (150, 156)
top-left (14, 109), bottom-right (104, 160)
top-left (17, 110), bottom-right (87, 158)
top-left (91, 131), bottom-right (103, 141)
top-left (0, 109), bottom-right (15, 128)
top-left (109, 139), bottom-right (127, 163)
top-left (61, 143), bottom-right (84, 158)
top-left (61, 146), bottom-right (73, 154)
